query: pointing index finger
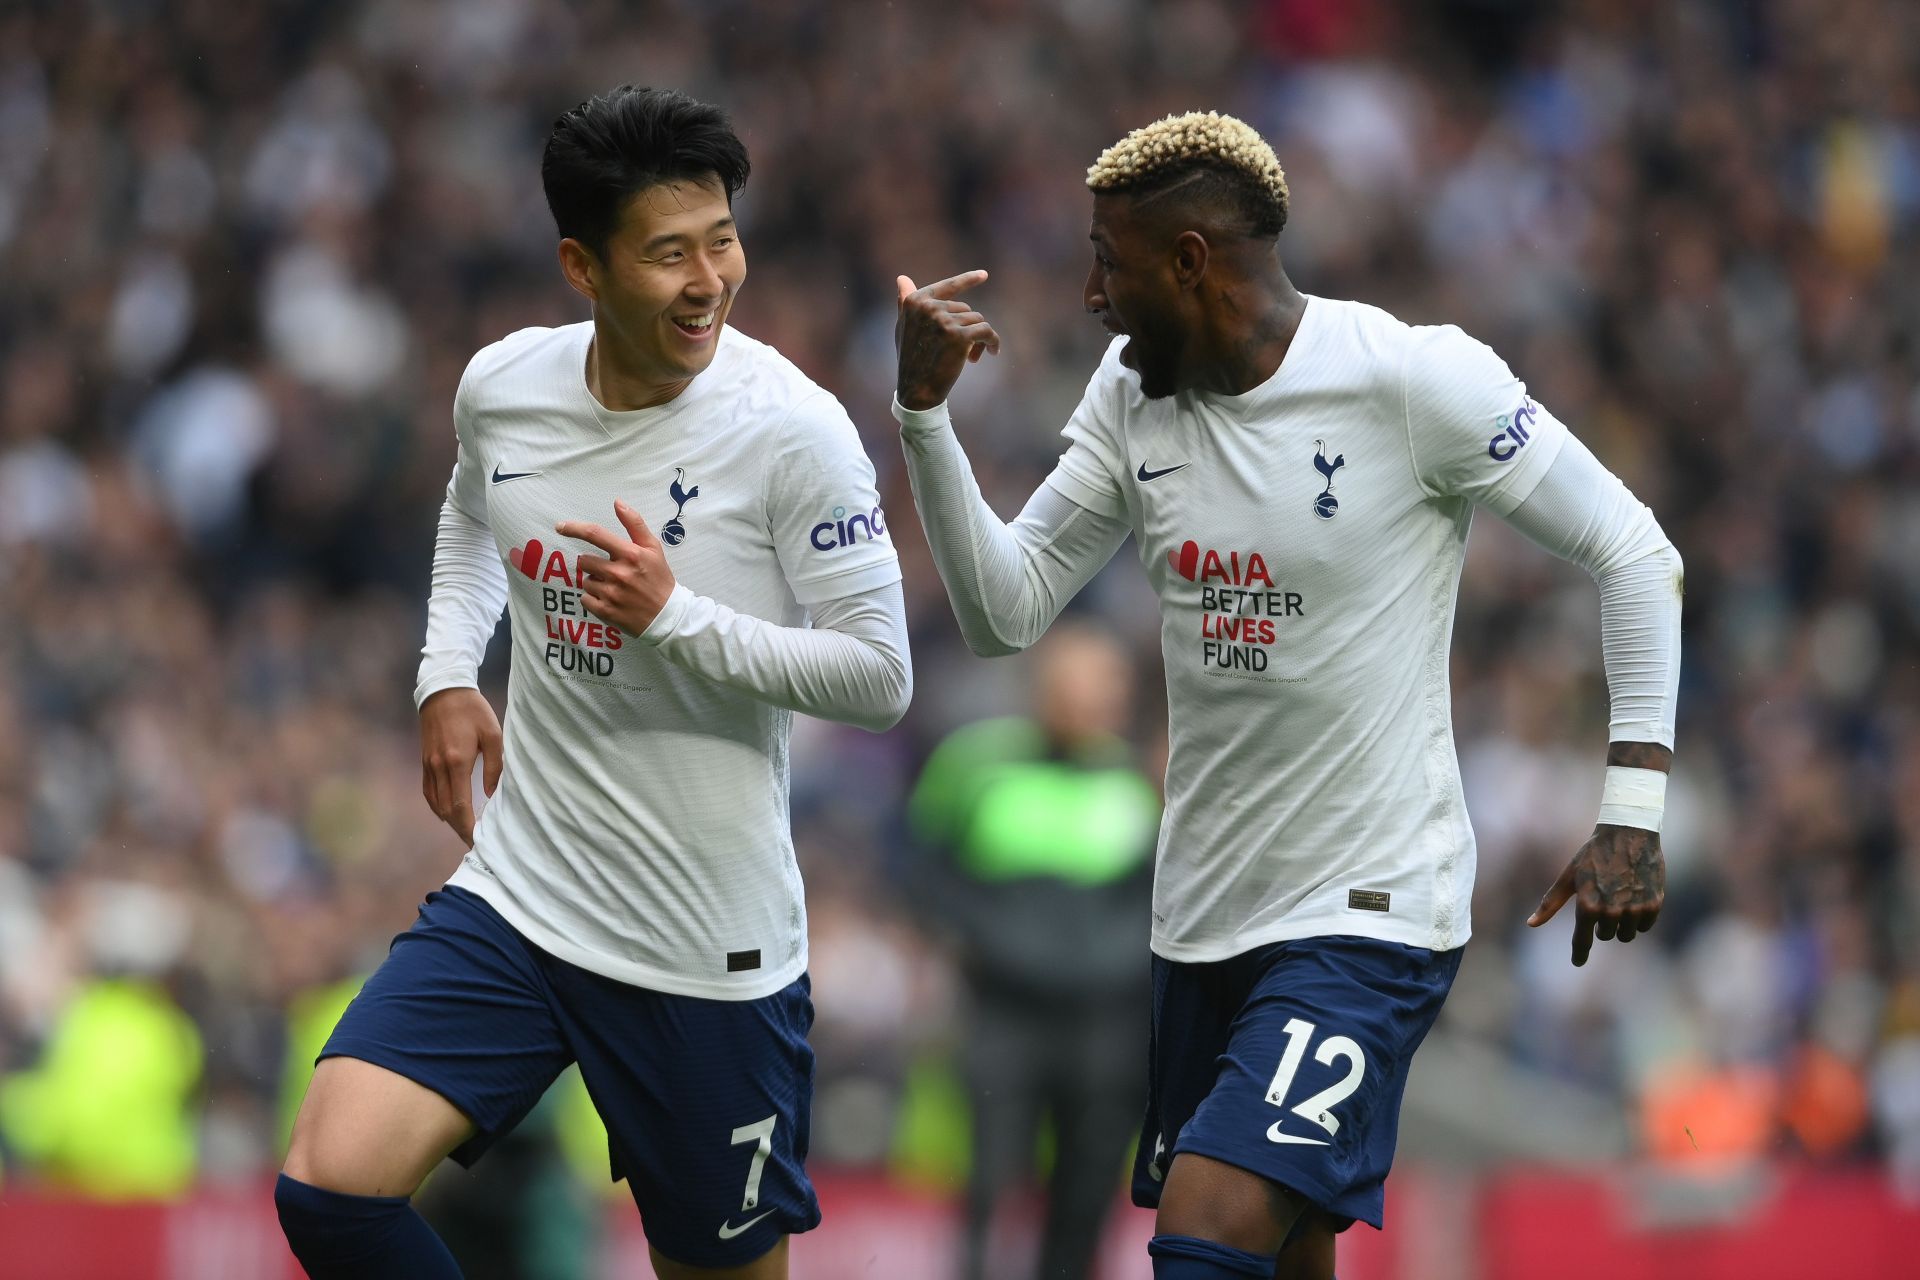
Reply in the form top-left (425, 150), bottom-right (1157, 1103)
top-left (555, 520), bottom-right (630, 557)
top-left (922, 269), bottom-right (989, 301)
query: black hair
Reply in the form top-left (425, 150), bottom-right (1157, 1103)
top-left (1118, 160), bottom-right (1288, 241)
top-left (541, 86), bottom-right (750, 258)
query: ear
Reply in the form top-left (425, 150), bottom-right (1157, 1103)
top-left (557, 238), bottom-right (601, 302)
top-left (1171, 230), bottom-right (1209, 292)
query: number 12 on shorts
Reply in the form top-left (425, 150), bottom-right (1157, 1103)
top-left (1264, 1017), bottom-right (1366, 1139)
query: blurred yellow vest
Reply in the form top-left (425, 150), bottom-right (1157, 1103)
top-left (0, 979), bottom-right (203, 1199)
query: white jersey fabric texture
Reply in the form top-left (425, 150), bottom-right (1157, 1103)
top-left (417, 321), bottom-right (905, 999)
top-left (897, 294), bottom-right (1681, 961)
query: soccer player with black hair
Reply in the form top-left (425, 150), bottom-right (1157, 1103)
top-left (276, 86), bottom-right (911, 1280)
top-left (893, 112), bottom-right (1681, 1280)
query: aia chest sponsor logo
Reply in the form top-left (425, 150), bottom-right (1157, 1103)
top-left (1166, 540), bottom-right (1303, 678)
top-left (1168, 541), bottom-right (1270, 585)
top-left (508, 537), bottom-right (623, 678)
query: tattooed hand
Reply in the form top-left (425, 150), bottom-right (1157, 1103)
top-left (1527, 826), bottom-right (1665, 966)
top-left (1527, 741), bottom-right (1670, 966)
top-left (894, 270), bottom-right (1002, 412)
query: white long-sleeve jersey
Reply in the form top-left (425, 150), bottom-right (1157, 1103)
top-left (419, 322), bottom-right (908, 999)
top-left (897, 296), bottom-right (1681, 960)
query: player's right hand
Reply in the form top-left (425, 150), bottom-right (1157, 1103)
top-left (894, 270), bottom-right (1002, 412)
top-left (419, 687), bottom-right (503, 847)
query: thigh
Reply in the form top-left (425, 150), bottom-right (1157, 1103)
top-left (1174, 937), bottom-right (1462, 1231)
top-left (284, 1056), bottom-right (474, 1197)
top-left (303, 886), bottom-right (574, 1180)
top-left (1157, 1149), bottom-right (1308, 1256)
top-left (553, 967), bottom-right (821, 1272)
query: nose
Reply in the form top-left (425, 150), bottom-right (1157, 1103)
top-left (1084, 261), bottom-right (1107, 315)
top-left (687, 252), bottom-right (725, 303)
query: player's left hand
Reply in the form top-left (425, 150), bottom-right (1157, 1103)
top-left (1527, 825), bottom-right (1665, 966)
top-left (555, 500), bottom-right (677, 636)
top-left (894, 270), bottom-right (1002, 412)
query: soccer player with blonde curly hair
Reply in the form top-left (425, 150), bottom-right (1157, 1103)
top-left (893, 112), bottom-right (1683, 1280)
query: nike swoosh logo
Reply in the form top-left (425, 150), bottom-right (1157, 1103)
top-left (491, 464), bottom-right (541, 484)
top-left (1136, 461), bottom-right (1189, 482)
top-left (717, 1209), bottom-right (776, 1240)
top-left (1266, 1121), bottom-right (1330, 1146)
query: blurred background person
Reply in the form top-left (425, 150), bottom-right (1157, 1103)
top-left (908, 623), bottom-right (1159, 1280)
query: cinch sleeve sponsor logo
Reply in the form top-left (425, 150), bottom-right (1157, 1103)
top-left (810, 505), bottom-right (887, 551)
top-left (1487, 399), bottom-right (1539, 462)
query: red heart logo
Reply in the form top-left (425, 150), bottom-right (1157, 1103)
top-left (510, 538), bottom-right (544, 579)
top-left (1168, 540), bottom-right (1199, 582)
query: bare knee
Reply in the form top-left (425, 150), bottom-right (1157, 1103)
top-left (283, 1056), bottom-right (475, 1198)
top-left (1155, 1152), bottom-right (1303, 1256)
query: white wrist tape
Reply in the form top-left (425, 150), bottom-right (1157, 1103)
top-left (1597, 766), bottom-right (1667, 833)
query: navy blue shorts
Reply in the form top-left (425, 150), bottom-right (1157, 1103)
top-left (320, 886), bottom-right (819, 1269)
top-left (1130, 935), bottom-right (1461, 1231)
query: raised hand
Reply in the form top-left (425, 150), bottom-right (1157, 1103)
top-left (555, 499), bottom-right (678, 638)
top-left (419, 687), bottom-right (503, 846)
top-left (1527, 825), bottom-right (1665, 966)
top-left (894, 270), bottom-right (1003, 411)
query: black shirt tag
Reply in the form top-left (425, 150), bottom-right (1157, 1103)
top-left (726, 949), bottom-right (762, 973)
top-left (1347, 889), bottom-right (1391, 913)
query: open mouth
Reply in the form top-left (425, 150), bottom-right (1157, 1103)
top-left (673, 311), bottom-right (717, 336)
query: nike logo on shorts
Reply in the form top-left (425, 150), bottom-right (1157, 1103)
top-left (717, 1209), bottom-right (775, 1240)
top-left (1136, 461), bottom-right (1189, 482)
top-left (491, 463), bottom-right (541, 484)
top-left (1265, 1120), bottom-right (1330, 1146)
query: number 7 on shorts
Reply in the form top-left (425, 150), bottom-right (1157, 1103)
top-left (730, 1114), bottom-right (777, 1212)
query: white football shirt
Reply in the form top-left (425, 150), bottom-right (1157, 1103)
top-left (439, 322), bottom-right (900, 998)
top-left (1044, 297), bottom-right (1569, 958)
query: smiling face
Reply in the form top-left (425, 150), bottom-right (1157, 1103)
top-left (560, 176), bottom-right (746, 396)
top-left (1084, 192), bottom-right (1192, 400)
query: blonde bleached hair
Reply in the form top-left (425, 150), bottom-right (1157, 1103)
top-left (1086, 111), bottom-right (1289, 237)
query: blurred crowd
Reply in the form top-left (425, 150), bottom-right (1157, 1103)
top-left (2, 0), bottom-right (1919, 1215)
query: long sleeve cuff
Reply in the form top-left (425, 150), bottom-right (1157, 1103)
top-left (891, 394), bottom-right (952, 435)
top-left (638, 582), bottom-right (697, 645)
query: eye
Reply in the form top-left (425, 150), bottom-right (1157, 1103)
top-left (712, 236), bottom-right (735, 251)
top-left (659, 250), bottom-right (685, 263)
